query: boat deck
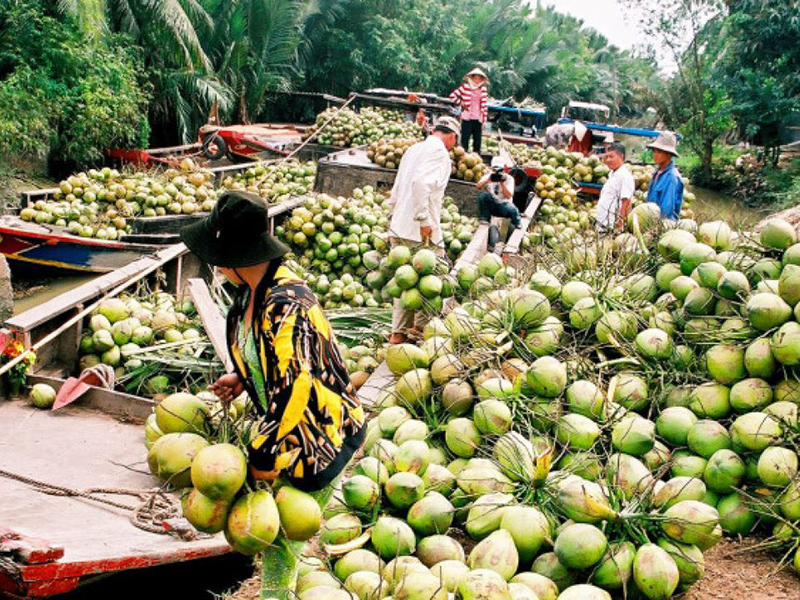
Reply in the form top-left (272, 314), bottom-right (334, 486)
top-left (0, 399), bottom-right (228, 597)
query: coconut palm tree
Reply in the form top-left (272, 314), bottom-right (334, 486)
top-left (56, 0), bottom-right (232, 142)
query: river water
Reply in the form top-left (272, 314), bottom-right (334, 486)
top-left (688, 186), bottom-right (767, 229)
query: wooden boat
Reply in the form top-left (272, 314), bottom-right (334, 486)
top-left (0, 244), bottom-right (240, 598)
top-left (314, 146), bottom-right (481, 217)
top-left (4, 179), bottom-right (305, 275)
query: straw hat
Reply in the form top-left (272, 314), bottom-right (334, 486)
top-left (464, 67), bottom-right (488, 82)
top-left (647, 131), bottom-right (680, 157)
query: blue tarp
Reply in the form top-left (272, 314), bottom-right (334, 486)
top-left (490, 105), bottom-right (546, 117)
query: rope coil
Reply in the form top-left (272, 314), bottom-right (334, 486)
top-left (0, 468), bottom-right (184, 537)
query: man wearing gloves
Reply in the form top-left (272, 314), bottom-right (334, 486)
top-left (387, 116), bottom-right (459, 344)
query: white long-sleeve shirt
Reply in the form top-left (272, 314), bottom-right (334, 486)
top-left (388, 135), bottom-right (452, 245)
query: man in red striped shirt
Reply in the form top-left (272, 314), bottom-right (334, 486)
top-left (449, 67), bottom-right (489, 153)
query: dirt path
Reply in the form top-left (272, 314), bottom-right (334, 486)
top-left (681, 538), bottom-right (800, 600)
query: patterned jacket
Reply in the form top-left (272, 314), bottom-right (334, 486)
top-left (226, 265), bottom-right (365, 491)
top-left (449, 83), bottom-right (489, 123)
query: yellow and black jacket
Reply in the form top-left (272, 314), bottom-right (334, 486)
top-left (226, 264), bottom-right (366, 491)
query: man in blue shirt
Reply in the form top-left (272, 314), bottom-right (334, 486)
top-left (646, 132), bottom-right (684, 220)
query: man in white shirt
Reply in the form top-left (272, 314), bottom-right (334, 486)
top-left (595, 143), bottom-right (635, 234)
top-left (476, 156), bottom-right (521, 251)
top-left (387, 117), bottom-right (459, 344)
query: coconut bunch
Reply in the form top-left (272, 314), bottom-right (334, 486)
top-left (21, 161), bottom-right (218, 240)
top-left (439, 199), bottom-right (480, 261)
top-left (276, 187), bottom-right (391, 309)
top-left (144, 392), bottom-right (326, 554)
top-left (307, 107), bottom-right (423, 147)
top-left (298, 214), bottom-right (800, 599)
top-left (221, 160), bottom-right (316, 203)
top-left (450, 146), bottom-right (487, 182)
top-left (78, 289), bottom-right (221, 397)
top-left (370, 245), bottom-right (459, 316)
top-left (367, 138), bottom-right (420, 169)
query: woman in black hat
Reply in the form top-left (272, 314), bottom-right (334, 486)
top-left (181, 191), bottom-right (366, 593)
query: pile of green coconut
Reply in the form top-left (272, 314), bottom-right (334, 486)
top-left (289, 208), bottom-right (800, 600)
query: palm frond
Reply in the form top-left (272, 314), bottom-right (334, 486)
top-left (57, 0), bottom-right (109, 38)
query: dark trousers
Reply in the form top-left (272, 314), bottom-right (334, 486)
top-left (461, 119), bottom-right (482, 153)
top-left (478, 191), bottom-right (521, 227)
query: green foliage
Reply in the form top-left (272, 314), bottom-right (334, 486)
top-left (723, 0), bottom-right (800, 160)
top-left (0, 1), bottom-right (148, 166)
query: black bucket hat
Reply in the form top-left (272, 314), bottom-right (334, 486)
top-left (180, 190), bottom-right (290, 268)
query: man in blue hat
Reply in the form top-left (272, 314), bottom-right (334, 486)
top-left (646, 131), bottom-right (684, 221)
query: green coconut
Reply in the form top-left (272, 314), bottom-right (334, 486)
top-left (610, 372), bottom-right (648, 411)
top-left (406, 492), bottom-right (454, 536)
top-left (415, 534), bottom-right (464, 567)
top-left (384, 472), bottom-right (425, 509)
top-left (320, 513), bottom-right (362, 545)
top-left (688, 383), bottom-right (731, 419)
top-left (526, 356), bottom-right (567, 398)
top-left (705, 345), bottom-right (746, 385)
top-left (611, 415), bottom-right (655, 456)
top-left (683, 287), bottom-right (715, 315)
top-left (395, 368), bottom-right (433, 408)
top-left (468, 529), bottom-right (519, 581)
top-left (717, 492), bottom-right (757, 535)
top-left (510, 573), bottom-right (558, 600)
top-left (529, 270), bottom-right (562, 301)
top-left (653, 476), bottom-right (707, 509)
top-left (445, 418), bottom-right (481, 458)
top-left (148, 432), bottom-right (209, 488)
top-left (499, 505), bottom-right (550, 565)
top-left (656, 407), bottom-right (697, 446)
top-left (155, 392), bottom-right (208, 434)
top-left (772, 321), bottom-right (800, 365)
top-left (662, 500), bottom-right (720, 545)
top-left (657, 539), bottom-right (705, 586)
top-left (458, 569), bottom-right (512, 600)
top-left (635, 328), bottom-right (672, 360)
top-left (703, 449), bottom-right (745, 494)
top-left (595, 310), bottom-right (638, 343)
top-left (656, 263), bottom-right (683, 291)
top-left (607, 453), bottom-right (653, 500)
top-left (335, 549), bottom-right (384, 581)
top-left (565, 380), bottom-right (605, 420)
top-left (698, 220), bottom-right (732, 251)
top-left (394, 439), bottom-right (430, 475)
top-left (744, 338), bottom-right (777, 378)
top-left (181, 488), bottom-right (231, 534)
top-left (731, 412), bottom-right (782, 451)
top-left (275, 486), bottom-right (322, 541)
top-left (394, 419), bottom-right (430, 445)
top-left (680, 242), bottom-right (716, 275)
top-left (465, 492), bottom-right (515, 539)
top-left (371, 516), bottom-right (416, 559)
top-left (687, 419), bottom-right (731, 458)
top-left (225, 490), bottom-right (280, 555)
top-left (760, 219), bottom-right (797, 250)
top-left (591, 541), bottom-right (636, 590)
top-left (532, 552), bottom-right (576, 592)
top-left (658, 229), bottom-right (697, 260)
top-left (557, 479), bottom-right (617, 523)
top-left (757, 446), bottom-right (798, 487)
top-left (342, 474), bottom-right (381, 511)
top-left (556, 413), bottom-right (601, 450)
top-left (730, 378), bottom-right (773, 412)
top-left (746, 293), bottom-right (792, 331)
top-left (554, 523), bottom-right (607, 570)
top-left (190, 443), bottom-right (247, 500)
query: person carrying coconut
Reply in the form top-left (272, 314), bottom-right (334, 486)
top-left (449, 67), bottom-right (489, 153)
top-left (646, 131), bottom-right (684, 221)
top-left (180, 190), bottom-right (366, 598)
top-left (595, 142), bottom-right (635, 234)
top-left (387, 116), bottom-right (460, 344)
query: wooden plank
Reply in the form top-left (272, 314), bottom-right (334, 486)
top-left (451, 224), bottom-right (490, 275)
top-left (27, 375), bottom-right (155, 422)
top-left (0, 528), bottom-right (64, 565)
top-left (187, 279), bottom-right (233, 372)
top-left (5, 244), bottom-right (188, 334)
top-left (503, 194), bottom-right (542, 257)
top-left (357, 361), bottom-right (394, 410)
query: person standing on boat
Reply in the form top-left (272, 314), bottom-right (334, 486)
top-left (476, 156), bottom-right (522, 252)
top-left (180, 191), bottom-right (365, 598)
top-left (387, 116), bottom-right (460, 344)
top-left (595, 142), bottom-right (635, 234)
top-left (449, 67), bottom-right (489, 153)
top-left (646, 132), bottom-right (684, 220)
